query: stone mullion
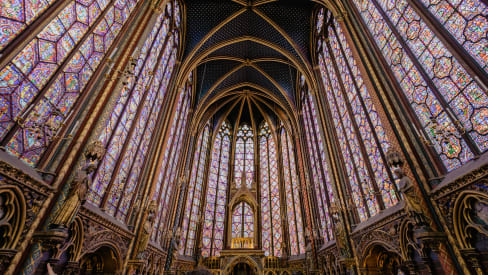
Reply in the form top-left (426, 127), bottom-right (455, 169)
top-left (323, 39), bottom-right (381, 213)
top-left (332, 22), bottom-right (400, 202)
top-left (193, 126), bottom-right (213, 258)
top-left (407, 0), bottom-right (488, 87)
top-left (368, 0), bottom-right (480, 156)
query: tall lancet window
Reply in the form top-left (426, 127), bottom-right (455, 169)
top-left (202, 121), bottom-right (231, 257)
top-left (281, 127), bottom-right (306, 255)
top-left (150, 73), bottom-right (192, 245)
top-left (259, 122), bottom-right (282, 257)
top-left (351, 0), bottom-right (488, 171)
top-left (179, 124), bottom-right (210, 256)
top-left (301, 82), bottom-right (335, 241)
top-left (87, 2), bottom-right (181, 222)
top-left (1, 0), bottom-right (142, 165)
top-left (316, 11), bottom-right (398, 222)
top-left (234, 123), bottom-right (254, 188)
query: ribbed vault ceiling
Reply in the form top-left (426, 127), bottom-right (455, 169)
top-left (182, 0), bottom-right (319, 124)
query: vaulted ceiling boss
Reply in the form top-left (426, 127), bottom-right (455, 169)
top-left (0, 0), bottom-right (487, 274)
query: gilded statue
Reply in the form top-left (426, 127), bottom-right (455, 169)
top-left (50, 141), bottom-right (104, 229)
top-left (136, 200), bottom-right (157, 258)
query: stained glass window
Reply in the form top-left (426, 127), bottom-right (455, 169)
top-left (1, 0), bottom-right (141, 166)
top-left (300, 79), bottom-right (335, 241)
top-left (151, 79), bottom-right (192, 245)
top-left (351, 0), bottom-right (488, 171)
top-left (281, 127), bottom-right (305, 255)
top-left (259, 122), bottom-right (282, 257)
top-left (316, 13), bottom-right (398, 222)
top-left (234, 123), bottom-right (254, 189)
top-left (179, 125), bottom-right (210, 256)
top-left (201, 121), bottom-right (231, 257)
top-left (86, 3), bottom-right (182, 223)
top-left (417, 0), bottom-right (488, 73)
top-left (231, 201), bottom-right (254, 239)
top-left (0, 0), bottom-right (56, 50)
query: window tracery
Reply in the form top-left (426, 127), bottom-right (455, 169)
top-left (350, 0), bottom-right (488, 171)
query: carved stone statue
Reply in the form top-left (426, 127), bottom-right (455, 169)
top-left (128, 195), bottom-right (142, 229)
top-left (333, 213), bottom-right (350, 258)
top-left (136, 200), bottom-right (157, 258)
top-left (50, 141), bottom-right (104, 229)
top-left (386, 149), bottom-right (428, 226)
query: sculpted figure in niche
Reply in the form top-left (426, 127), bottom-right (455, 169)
top-left (136, 200), bottom-right (157, 258)
top-left (50, 141), bottom-right (104, 229)
top-left (386, 149), bottom-right (428, 227)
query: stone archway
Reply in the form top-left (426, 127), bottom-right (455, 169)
top-left (223, 256), bottom-right (263, 275)
top-left (361, 243), bottom-right (402, 275)
top-left (79, 245), bottom-right (120, 275)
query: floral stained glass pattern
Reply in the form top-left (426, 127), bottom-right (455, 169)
top-left (259, 122), bottom-right (282, 257)
top-left (201, 121), bottom-right (231, 257)
top-left (281, 128), bottom-right (305, 255)
top-left (2, 0), bottom-right (140, 165)
top-left (179, 125), bottom-right (210, 256)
